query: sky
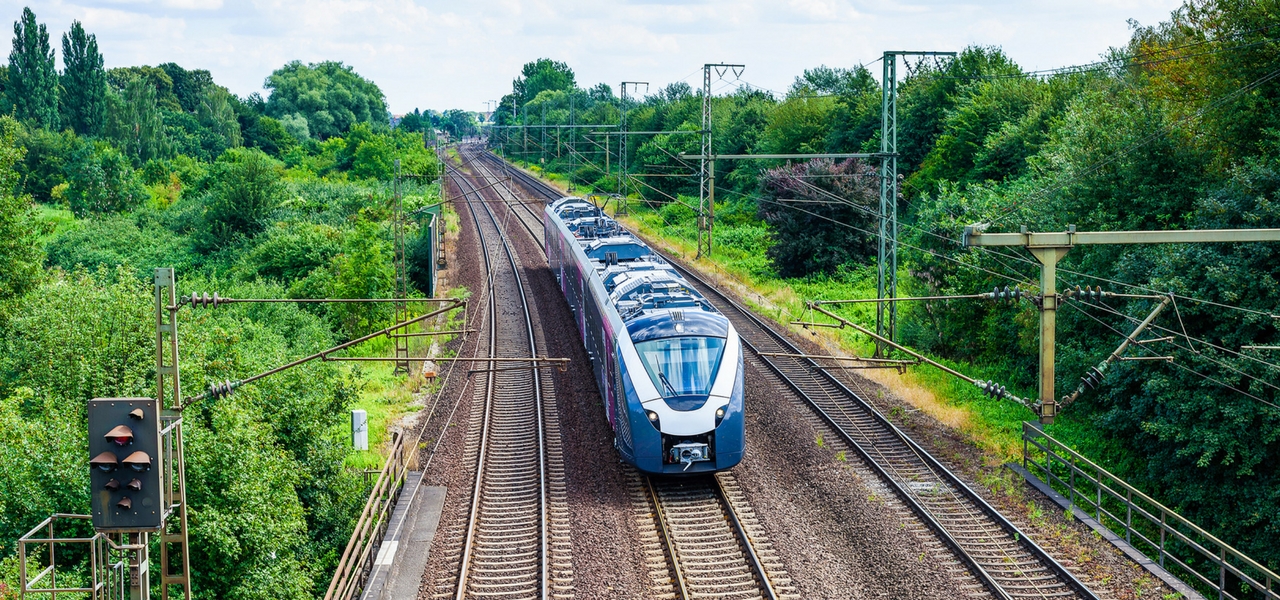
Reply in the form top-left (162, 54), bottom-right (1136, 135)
top-left (10, 0), bottom-right (1185, 114)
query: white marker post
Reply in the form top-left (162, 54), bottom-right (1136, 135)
top-left (351, 409), bottom-right (368, 450)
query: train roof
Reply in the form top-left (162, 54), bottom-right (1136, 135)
top-left (550, 197), bottom-right (726, 336)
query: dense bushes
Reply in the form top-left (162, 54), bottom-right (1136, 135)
top-left (201, 148), bottom-right (285, 248)
top-left (0, 9), bottom-right (445, 595)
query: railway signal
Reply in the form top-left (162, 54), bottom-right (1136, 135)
top-left (87, 398), bottom-right (163, 531)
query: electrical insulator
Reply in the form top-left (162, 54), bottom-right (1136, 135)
top-left (977, 379), bottom-right (1008, 399)
top-left (986, 286), bottom-right (1024, 302)
top-left (206, 380), bottom-right (240, 400)
top-left (1081, 365), bottom-right (1106, 389)
top-left (187, 292), bottom-right (224, 308)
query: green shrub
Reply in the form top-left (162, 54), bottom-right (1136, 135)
top-left (240, 221), bottom-right (342, 282)
top-left (63, 141), bottom-right (148, 216)
top-left (201, 147), bottom-right (284, 250)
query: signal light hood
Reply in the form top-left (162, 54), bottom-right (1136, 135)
top-left (122, 451), bottom-right (151, 472)
top-left (105, 425), bottom-right (134, 446)
top-left (90, 451), bottom-right (118, 472)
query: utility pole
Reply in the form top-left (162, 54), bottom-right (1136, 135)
top-left (619, 81), bottom-right (648, 216)
top-left (698, 63), bottom-right (744, 260)
top-left (877, 51), bottom-right (955, 355)
top-left (964, 224), bottom-right (1280, 424)
top-left (393, 159), bottom-right (409, 375)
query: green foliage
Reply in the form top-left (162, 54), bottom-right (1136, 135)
top-left (324, 217), bottom-right (394, 338)
top-left (350, 133), bottom-right (395, 180)
top-left (59, 20), bottom-right (106, 136)
top-left (201, 148), bottom-right (284, 249)
top-left (264, 61), bottom-right (387, 139)
top-left (17, 124), bottom-right (81, 203)
top-left (758, 158), bottom-right (879, 277)
top-left (197, 85), bottom-right (243, 151)
top-left (0, 117), bottom-right (42, 303)
top-left (7, 8), bottom-right (58, 129)
top-left (513, 58), bottom-right (576, 105)
top-left (406, 221), bottom-right (435, 295)
top-left (106, 65), bottom-right (180, 110)
top-left (63, 141), bottom-right (148, 216)
top-left (106, 77), bottom-right (173, 163)
top-left (239, 221), bottom-right (342, 281)
top-left (763, 94), bottom-right (836, 154)
top-left (278, 112), bottom-right (310, 141)
top-left (159, 62), bottom-right (214, 113)
top-left (45, 215), bottom-right (194, 275)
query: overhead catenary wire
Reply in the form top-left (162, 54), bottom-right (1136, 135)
top-left (1064, 301), bottom-right (1280, 412)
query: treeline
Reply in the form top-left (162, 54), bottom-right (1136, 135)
top-left (500, 0), bottom-right (1279, 569)
top-left (0, 7), bottom-right (447, 598)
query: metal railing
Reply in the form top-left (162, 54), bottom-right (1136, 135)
top-left (323, 431), bottom-right (411, 600)
top-left (18, 514), bottom-right (133, 599)
top-left (1022, 422), bottom-right (1279, 600)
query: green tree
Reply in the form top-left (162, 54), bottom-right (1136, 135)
top-left (17, 125), bottom-right (81, 203)
top-left (0, 117), bottom-right (42, 303)
top-left (63, 142), bottom-right (148, 216)
top-left (106, 65), bottom-right (180, 111)
top-left (264, 61), bottom-right (387, 139)
top-left (59, 20), bottom-right (106, 136)
top-left (513, 58), bottom-right (576, 105)
top-left (106, 78), bottom-right (172, 163)
top-left (350, 135), bottom-right (394, 180)
top-left (7, 8), bottom-right (57, 129)
top-left (202, 148), bottom-right (284, 249)
top-left (757, 159), bottom-right (880, 277)
top-left (440, 109), bottom-right (478, 139)
top-left (326, 218), bottom-right (394, 338)
top-left (158, 62), bottom-right (213, 113)
top-left (197, 85), bottom-right (243, 150)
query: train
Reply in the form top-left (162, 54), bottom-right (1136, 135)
top-left (544, 197), bottom-right (745, 475)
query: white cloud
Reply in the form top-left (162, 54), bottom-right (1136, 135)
top-left (0, 0), bottom-right (1183, 113)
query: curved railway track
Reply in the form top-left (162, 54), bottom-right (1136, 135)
top-left (474, 144), bottom-right (1100, 600)
top-left (458, 146), bottom-right (793, 600)
top-left (431, 151), bottom-right (572, 599)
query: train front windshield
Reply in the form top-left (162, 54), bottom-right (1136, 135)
top-left (635, 336), bottom-right (726, 397)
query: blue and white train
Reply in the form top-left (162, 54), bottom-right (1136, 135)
top-left (545, 197), bottom-right (745, 475)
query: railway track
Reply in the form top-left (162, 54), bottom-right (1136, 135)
top-left (478, 145), bottom-right (1100, 600)
top-left (640, 473), bottom-right (796, 600)
top-left (430, 151), bottom-right (572, 599)
top-left (460, 146), bottom-right (794, 599)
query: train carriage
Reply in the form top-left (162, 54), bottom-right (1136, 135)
top-left (545, 197), bottom-right (745, 474)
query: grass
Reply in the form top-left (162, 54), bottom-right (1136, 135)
top-left (35, 204), bottom-right (75, 244)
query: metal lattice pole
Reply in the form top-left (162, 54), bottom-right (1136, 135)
top-left (697, 64), bottom-right (743, 259)
top-left (698, 65), bottom-right (712, 259)
top-left (394, 159), bottom-right (409, 375)
top-left (877, 51), bottom-right (954, 355)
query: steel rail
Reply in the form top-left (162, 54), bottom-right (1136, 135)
top-left (448, 155), bottom-right (550, 600)
top-left (483, 146), bottom-right (1098, 600)
top-left (664, 259), bottom-right (1097, 600)
top-left (644, 475), bottom-right (779, 600)
top-left (476, 145), bottom-right (788, 600)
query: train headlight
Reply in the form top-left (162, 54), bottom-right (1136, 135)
top-left (645, 410), bottom-right (661, 431)
top-left (714, 405), bottom-right (728, 427)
